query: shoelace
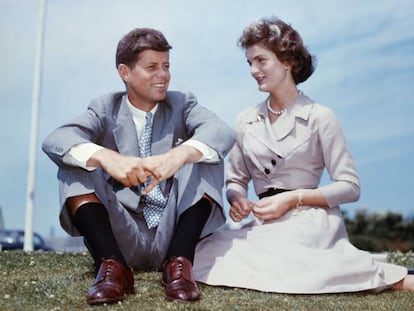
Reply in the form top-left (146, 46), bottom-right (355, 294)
top-left (97, 261), bottom-right (115, 283)
top-left (170, 260), bottom-right (189, 281)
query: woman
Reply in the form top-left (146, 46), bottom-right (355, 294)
top-left (193, 16), bottom-right (414, 293)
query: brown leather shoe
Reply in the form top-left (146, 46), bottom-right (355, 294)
top-left (162, 256), bottom-right (200, 302)
top-left (87, 258), bottom-right (134, 305)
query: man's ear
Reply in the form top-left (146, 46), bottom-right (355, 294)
top-left (117, 64), bottom-right (129, 82)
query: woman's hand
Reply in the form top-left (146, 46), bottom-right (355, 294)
top-left (252, 191), bottom-right (296, 221)
top-left (253, 189), bottom-right (329, 221)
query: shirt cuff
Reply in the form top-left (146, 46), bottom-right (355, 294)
top-left (62, 143), bottom-right (104, 171)
top-left (182, 139), bottom-right (219, 163)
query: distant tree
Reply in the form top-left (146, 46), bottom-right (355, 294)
top-left (343, 208), bottom-right (414, 252)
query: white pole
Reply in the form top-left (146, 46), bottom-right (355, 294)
top-left (24, 0), bottom-right (47, 251)
top-left (0, 206), bottom-right (4, 230)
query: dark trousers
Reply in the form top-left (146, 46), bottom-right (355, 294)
top-left (74, 197), bottom-right (212, 268)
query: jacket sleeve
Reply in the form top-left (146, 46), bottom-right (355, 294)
top-left (225, 112), bottom-right (251, 198)
top-left (316, 106), bottom-right (361, 207)
top-left (182, 91), bottom-right (235, 160)
top-left (42, 98), bottom-right (108, 168)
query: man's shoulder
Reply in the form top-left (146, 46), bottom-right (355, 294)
top-left (91, 91), bottom-right (125, 105)
top-left (164, 90), bottom-right (193, 102)
top-left (162, 91), bottom-right (196, 112)
top-left (86, 92), bottom-right (125, 116)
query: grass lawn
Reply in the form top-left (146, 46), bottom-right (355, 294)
top-left (1, 251), bottom-right (413, 311)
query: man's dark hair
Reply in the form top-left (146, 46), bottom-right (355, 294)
top-left (116, 28), bottom-right (172, 68)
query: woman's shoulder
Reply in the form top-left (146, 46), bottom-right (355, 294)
top-left (307, 100), bottom-right (343, 134)
top-left (236, 101), bottom-right (265, 123)
top-left (295, 93), bottom-right (340, 131)
top-left (308, 101), bottom-right (337, 121)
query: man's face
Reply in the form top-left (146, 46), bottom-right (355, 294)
top-left (119, 49), bottom-right (170, 110)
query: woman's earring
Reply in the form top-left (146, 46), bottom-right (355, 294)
top-left (285, 66), bottom-right (289, 71)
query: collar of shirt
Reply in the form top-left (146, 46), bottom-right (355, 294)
top-left (126, 97), bottom-right (159, 138)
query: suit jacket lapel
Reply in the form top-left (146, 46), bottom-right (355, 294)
top-left (112, 95), bottom-right (174, 157)
top-left (273, 94), bottom-right (313, 141)
top-left (244, 103), bottom-right (285, 156)
top-left (244, 94), bottom-right (313, 158)
top-left (113, 95), bottom-right (140, 156)
top-left (152, 102), bottom-right (174, 156)
top-left (111, 95), bottom-right (141, 206)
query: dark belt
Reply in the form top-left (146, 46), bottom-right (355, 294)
top-left (258, 188), bottom-right (291, 199)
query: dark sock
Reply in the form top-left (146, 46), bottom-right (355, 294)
top-left (73, 202), bottom-right (126, 266)
top-left (166, 197), bottom-right (212, 263)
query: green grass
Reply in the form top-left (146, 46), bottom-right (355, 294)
top-left (1, 251), bottom-right (414, 310)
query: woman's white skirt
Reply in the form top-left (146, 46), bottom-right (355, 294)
top-left (193, 206), bottom-right (406, 293)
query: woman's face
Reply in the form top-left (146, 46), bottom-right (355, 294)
top-left (246, 44), bottom-right (290, 93)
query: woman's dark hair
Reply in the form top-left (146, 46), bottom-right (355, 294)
top-left (116, 28), bottom-right (172, 68)
top-left (238, 17), bottom-right (316, 84)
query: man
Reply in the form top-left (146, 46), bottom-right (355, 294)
top-left (42, 28), bottom-right (234, 305)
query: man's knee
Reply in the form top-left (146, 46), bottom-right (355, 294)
top-left (66, 193), bottom-right (101, 218)
top-left (202, 194), bottom-right (214, 206)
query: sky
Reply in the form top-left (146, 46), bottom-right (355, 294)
top-left (1, 0), bottom-right (413, 238)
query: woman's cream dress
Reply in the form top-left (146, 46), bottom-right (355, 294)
top-left (193, 94), bottom-right (406, 293)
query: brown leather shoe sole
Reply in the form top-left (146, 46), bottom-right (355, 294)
top-left (87, 285), bottom-right (135, 305)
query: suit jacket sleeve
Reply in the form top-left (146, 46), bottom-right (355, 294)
top-left (179, 91), bottom-right (235, 160)
top-left (42, 93), bottom-right (122, 167)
